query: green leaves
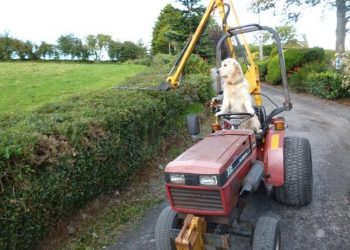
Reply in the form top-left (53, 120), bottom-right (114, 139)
top-left (0, 63), bottom-right (212, 249)
top-left (308, 71), bottom-right (349, 99)
top-left (265, 47), bottom-right (325, 84)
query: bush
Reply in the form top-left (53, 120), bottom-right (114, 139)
top-left (0, 68), bottom-right (213, 249)
top-left (263, 44), bottom-right (276, 57)
top-left (184, 54), bottom-right (210, 75)
top-left (265, 57), bottom-right (282, 84)
top-left (181, 74), bottom-right (214, 102)
top-left (256, 59), bottom-right (270, 79)
top-left (269, 47), bottom-right (278, 58)
top-left (288, 62), bottom-right (328, 92)
top-left (125, 57), bottom-right (152, 66)
top-left (266, 48), bottom-right (325, 84)
top-left (324, 50), bottom-right (335, 64)
top-left (307, 71), bottom-right (349, 99)
top-left (151, 53), bottom-right (177, 71)
top-left (304, 47), bottom-right (324, 62)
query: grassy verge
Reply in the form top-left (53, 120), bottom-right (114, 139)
top-left (0, 62), bottom-right (146, 114)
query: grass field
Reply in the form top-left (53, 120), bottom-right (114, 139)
top-left (0, 62), bottom-right (146, 114)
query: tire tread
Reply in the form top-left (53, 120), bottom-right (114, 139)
top-left (253, 216), bottom-right (280, 250)
top-left (275, 137), bottom-right (313, 206)
top-left (155, 206), bottom-right (177, 250)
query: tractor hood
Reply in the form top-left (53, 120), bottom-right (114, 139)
top-left (165, 130), bottom-right (254, 175)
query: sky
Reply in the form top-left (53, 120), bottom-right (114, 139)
top-left (0, 0), bottom-right (348, 51)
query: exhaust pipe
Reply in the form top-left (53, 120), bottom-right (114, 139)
top-left (240, 161), bottom-right (264, 195)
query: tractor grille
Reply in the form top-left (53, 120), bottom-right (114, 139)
top-left (169, 188), bottom-right (223, 211)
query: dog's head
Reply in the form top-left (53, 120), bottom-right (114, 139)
top-left (218, 58), bottom-right (244, 85)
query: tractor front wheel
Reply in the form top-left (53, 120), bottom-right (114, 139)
top-left (155, 206), bottom-right (178, 250)
top-left (275, 137), bottom-right (313, 206)
top-left (253, 216), bottom-right (281, 250)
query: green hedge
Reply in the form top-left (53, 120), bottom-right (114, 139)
top-left (0, 72), bottom-right (210, 249)
top-left (181, 74), bottom-right (214, 103)
top-left (256, 59), bottom-right (270, 79)
top-left (288, 62), bottom-right (328, 92)
top-left (266, 47), bottom-right (325, 84)
top-left (307, 71), bottom-right (349, 99)
top-left (184, 54), bottom-right (211, 75)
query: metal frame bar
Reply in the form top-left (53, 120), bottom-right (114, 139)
top-left (216, 24), bottom-right (292, 110)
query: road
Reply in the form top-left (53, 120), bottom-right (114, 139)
top-left (109, 84), bottom-right (350, 250)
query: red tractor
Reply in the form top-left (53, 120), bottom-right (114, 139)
top-left (155, 23), bottom-right (313, 250)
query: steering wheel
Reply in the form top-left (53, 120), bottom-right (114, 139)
top-left (216, 112), bottom-right (254, 129)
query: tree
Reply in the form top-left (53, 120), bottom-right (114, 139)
top-left (38, 41), bottom-right (55, 60)
top-left (152, 3), bottom-right (217, 60)
top-left (152, 4), bottom-right (186, 54)
top-left (80, 45), bottom-right (91, 61)
top-left (108, 40), bottom-right (123, 61)
top-left (96, 34), bottom-right (112, 60)
top-left (176, 0), bottom-right (205, 31)
top-left (0, 33), bottom-right (14, 60)
top-left (176, 0), bottom-right (202, 11)
top-left (86, 35), bottom-right (98, 60)
top-left (251, 0), bottom-right (349, 53)
top-left (12, 39), bottom-right (37, 60)
top-left (275, 24), bottom-right (297, 46)
top-left (71, 37), bottom-right (84, 60)
top-left (57, 34), bottom-right (76, 59)
top-left (108, 40), bottom-right (146, 62)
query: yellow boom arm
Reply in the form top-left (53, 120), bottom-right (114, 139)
top-left (165, 0), bottom-right (262, 105)
top-left (166, 0), bottom-right (233, 88)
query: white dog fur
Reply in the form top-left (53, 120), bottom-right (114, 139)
top-left (215, 58), bottom-right (261, 132)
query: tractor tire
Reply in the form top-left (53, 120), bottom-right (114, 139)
top-left (275, 137), bottom-right (313, 206)
top-left (253, 217), bottom-right (281, 250)
top-left (155, 206), bottom-right (177, 250)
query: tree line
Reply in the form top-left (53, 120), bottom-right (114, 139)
top-left (0, 33), bottom-right (147, 62)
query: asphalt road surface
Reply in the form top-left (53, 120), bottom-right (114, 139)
top-left (110, 84), bottom-right (350, 250)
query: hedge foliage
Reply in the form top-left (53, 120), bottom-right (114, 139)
top-left (288, 62), bottom-right (328, 92)
top-left (0, 55), bottom-right (213, 249)
top-left (256, 59), bottom-right (270, 79)
top-left (307, 71), bottom-right (349, 99)
top-left (265, 47), bottom-right (325, 84)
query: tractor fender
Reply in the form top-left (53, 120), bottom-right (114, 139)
top-left (263, 123), bottom-right (285, 187)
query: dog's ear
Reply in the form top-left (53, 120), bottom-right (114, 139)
top-left (228, 60), bottom-right (243, 84)
top-left (235, 64), bottom-right (243, 76)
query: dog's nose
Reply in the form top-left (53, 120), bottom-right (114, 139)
top-left (216, 69), bottom-right (220, 74)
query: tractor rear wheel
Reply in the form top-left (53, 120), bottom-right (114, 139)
top-left (275, 137), bottom-right (313, 206)
top-left (155, 206), bottom-right (177, 250)
top-left (253, 216), bottom-right (281, 250)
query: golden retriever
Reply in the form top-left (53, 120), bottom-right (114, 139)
top-left (215, 58), bottom-right (261, 132)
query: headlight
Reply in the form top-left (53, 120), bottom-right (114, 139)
top-left (199, 175), bottom-right (218, 186)
top-left (169, 174), bottom-right (185, 184)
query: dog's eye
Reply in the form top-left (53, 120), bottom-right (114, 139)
top-left (224, 64), bottom-right (227, 67)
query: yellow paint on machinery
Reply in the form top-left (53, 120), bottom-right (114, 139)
top-left (166, 0), bottom-right (262, 105)
top-left (175, 215), bottom-right (207, 250)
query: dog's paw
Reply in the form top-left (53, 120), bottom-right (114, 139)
top-left (247, 108), bottom-right (255, 115)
